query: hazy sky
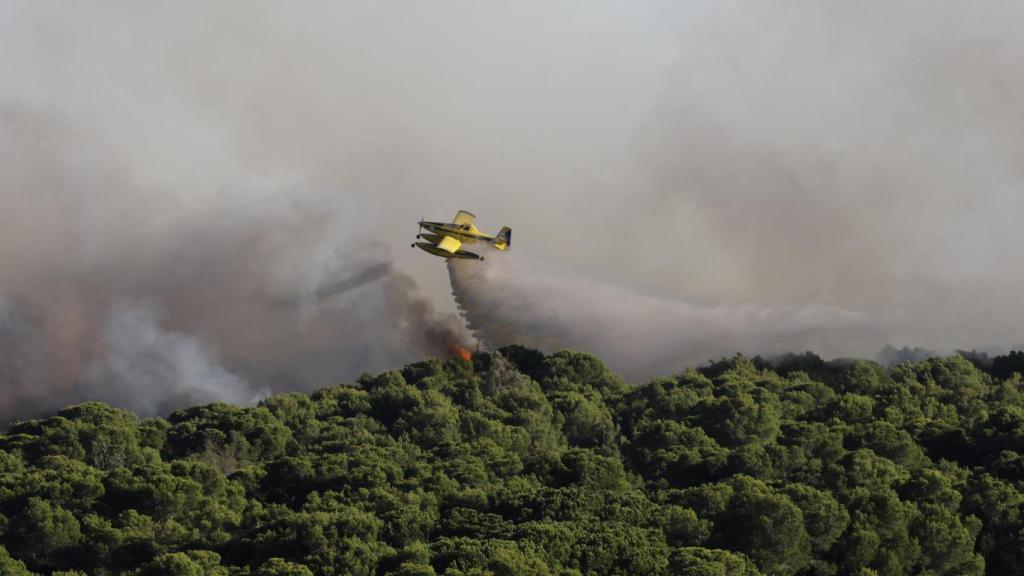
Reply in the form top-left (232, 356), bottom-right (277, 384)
top-left (2, 2), bottom-right (1023, 417)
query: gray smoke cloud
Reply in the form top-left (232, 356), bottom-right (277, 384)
top-left (2, 2), bottom-right (1024, 420)
top-left (0, 297), bottom-right (49, 418)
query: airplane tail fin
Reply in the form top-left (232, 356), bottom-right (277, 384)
top-left (493, 226), bottom-right (512, 251)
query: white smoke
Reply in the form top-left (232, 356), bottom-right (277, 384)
top-left (450, 245), bottom-right (875, 380)
top-left (80, 300), bottom-right (267, 416)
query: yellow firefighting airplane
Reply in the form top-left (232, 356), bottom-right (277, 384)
top-left (412, 210), bottom-right (511, 261)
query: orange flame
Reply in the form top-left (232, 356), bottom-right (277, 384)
top-left (448, 343), bottom-right (472, 361)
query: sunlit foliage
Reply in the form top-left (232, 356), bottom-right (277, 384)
top-left (2, 347), bottom-right (1023, 575)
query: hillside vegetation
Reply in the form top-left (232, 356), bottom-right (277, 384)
top-left (2, 347), bottom-right (1024, 575)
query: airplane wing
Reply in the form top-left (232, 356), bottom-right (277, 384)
top-left (437, 235), bottom-right (463, 254)
top-left (453, 210), bottom-right (476, 226)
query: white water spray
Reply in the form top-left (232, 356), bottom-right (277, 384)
top-left (449, 246), bottom-right (875, 380)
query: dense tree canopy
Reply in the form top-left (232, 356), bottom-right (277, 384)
top-left (1, 347), bottom-right (1023, 575)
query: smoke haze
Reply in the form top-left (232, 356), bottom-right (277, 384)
top-left (2, 2), bottom-right (1024, 421)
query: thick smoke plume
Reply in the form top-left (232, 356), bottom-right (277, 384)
top-left (80, 300), bottom-right (265, 416)
top-left (0, 105), bottom-right (468, 421)
top-left (449, 245), bottom-right (876, 380)
top-left (3, 2), bottom-right (1024, 421)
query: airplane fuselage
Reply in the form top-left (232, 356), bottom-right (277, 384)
top-left (418, 221), bottom-right (495, 243)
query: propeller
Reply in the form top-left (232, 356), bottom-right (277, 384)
top-left (413, 217), bottom-right (424, 247)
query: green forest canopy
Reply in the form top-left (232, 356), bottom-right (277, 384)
top-left (1, 347), bottom-right (1024, 575)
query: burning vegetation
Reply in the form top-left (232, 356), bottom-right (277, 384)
top-left (447, 342), bottom-right (473, 361)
